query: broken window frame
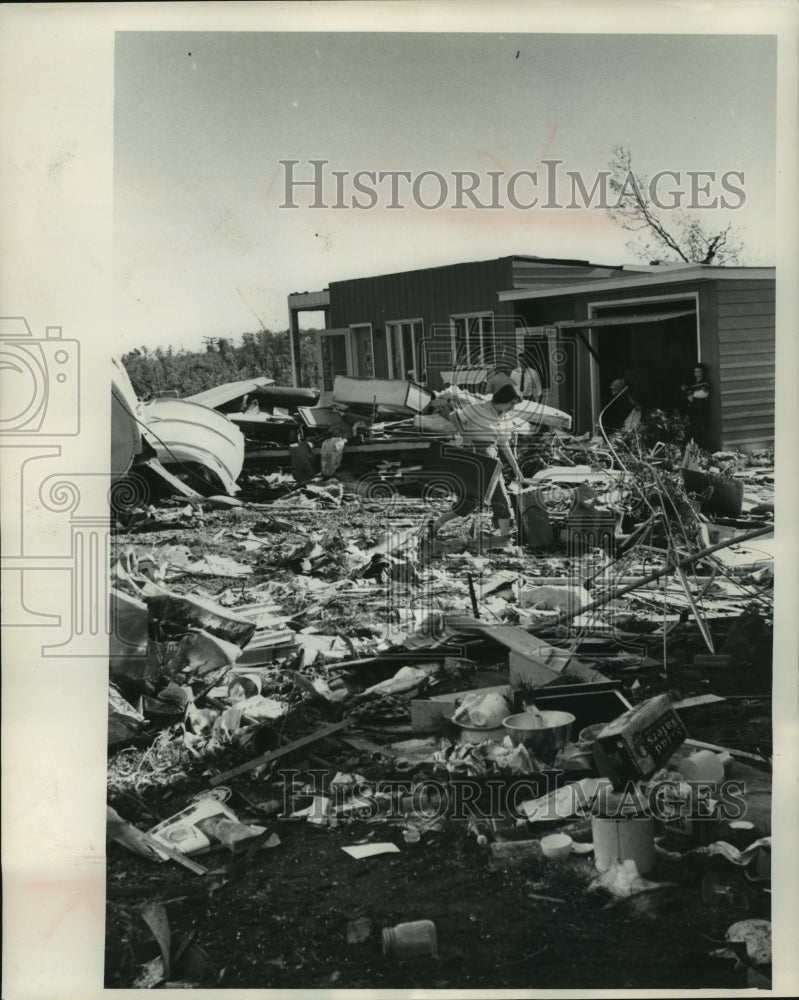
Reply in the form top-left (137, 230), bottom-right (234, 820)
top-left (387, 318), bottom-right (425, 381)
top-left (349, 323), bottom-right (376, 378)
top-left (317, 329), bottom-right (352, 392)
top-left (449, 311), bottom-right (495, 366)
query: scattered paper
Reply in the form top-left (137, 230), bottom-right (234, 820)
top-left (341, 842), bottom-right (401, 860)
top-left (589, 858), bottom-right (669, 899)
top-left (519, 778), bottom-right (613, 822)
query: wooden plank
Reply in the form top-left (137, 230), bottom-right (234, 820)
top-left (720, 386), bottom-right (776, 399)
top-left (717, 300), bottom-right (776, 317)
top-left (715, 278), bottom-right (776, 293)
top-left (721, 412), bottom-right (774, 427)
top-left (337, 733), bottom-right (396, 757)
top-left (474, 625), bottom-right (560, 659)
top-left (723, 428), bottom-right (775, 441)
top-left (673, 694), bottom-right (726, 710)
top-left (722, 427), bottom-right (775, 442)
top-left (719, 360), bottom-right (775, 374)
top-left (718, 365), bottom-right (776, 380)
top-left (722, 411), bottom-right (776, 426)
top-left (718, 317), bottom-right (773, 333)
top-left (209, 719), bottom-right (353, 786)
top-left (716, 288), bottom-right (775, 305)
top-left (141, 833), bottom-right (209, 875)
top-left (715, 314), bottom-right (774, 331)
top-left (718, 342), bottom-right (775, 357)
top-left (717, 326), bottom-right (774, 343)
top-left (719, 353), bottom-right (775, 367)
top-left (719, 373), bottom-right (775, 386)
top-left (724, 439), bottom-right (773, 449)
top-left (721, 400), bottom-right (775, 414)
top-left (683, 737), bottom-right (768, 765)
top-left (718, 365), bottom-right (775, 379)
top-left (472, 626), bottom-right (575, 688)
top-left (721, 399), bottom-right (775, 412)
top-left (724, 423), bottom-right (775, 436)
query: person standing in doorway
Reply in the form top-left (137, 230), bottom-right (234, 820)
top-left (600, 376), bottom-right (633, 434)
top-left (682, 363), bottom-right (711, 449)
top-left (511, 353), bottom-right (543, 402)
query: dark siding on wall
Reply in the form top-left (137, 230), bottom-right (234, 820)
top-left (327, 258), bottom-right (516, 387)
top-left (327, 257), bottom-right (619, 347)
top-left (328, 258), bottom-right (514, 335)
top-left (714, 279), bottom-right (776, 449)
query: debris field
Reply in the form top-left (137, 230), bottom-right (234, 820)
top-left (106, 414), bottom-right (774, 990)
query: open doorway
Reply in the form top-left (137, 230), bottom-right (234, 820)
top-left (319, 332), bottom-right (350, 391)
top-left (590, 299), bottom-right (699, 417)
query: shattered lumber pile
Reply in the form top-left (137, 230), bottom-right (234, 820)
top-left (106, 440), bottom-right (774, 990)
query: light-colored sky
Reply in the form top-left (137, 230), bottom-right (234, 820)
top-left (114, 31), bottom-right (776, 353)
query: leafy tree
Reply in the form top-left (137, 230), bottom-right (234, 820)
top-left (121, 329), bottom-right (319, 399)
top-left (606, 144), bottom-right (744, 265)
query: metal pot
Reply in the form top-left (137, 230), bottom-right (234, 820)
top-left (502, 710), bottom-right (575, 754)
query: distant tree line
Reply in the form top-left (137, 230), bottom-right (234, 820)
top-left (121, 329), bottom-right (319, 399)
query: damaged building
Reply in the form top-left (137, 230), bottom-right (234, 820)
top-left (288, 256), bottom-right (775, 452)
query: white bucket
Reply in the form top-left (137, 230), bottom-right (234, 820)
top-left (591, 815), bottom-right (655, 875)
top-left (674, 749), bottom-right (731, 785)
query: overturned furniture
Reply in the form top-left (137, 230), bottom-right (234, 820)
top-left (332, 375), bottom-right (432, 415)
top-left (189, 377), bottom-right (320, 449)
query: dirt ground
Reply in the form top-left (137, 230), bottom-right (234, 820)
top-left (105, 493), bottom-right (772, 990)
top-left (106, 819), bottom-right (767, 990)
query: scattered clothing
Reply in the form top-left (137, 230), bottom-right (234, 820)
top-left (321, 436), bottom-right (347, 478)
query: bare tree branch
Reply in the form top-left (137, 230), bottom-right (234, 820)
top-left (606, 144), bottom-right (744, 265)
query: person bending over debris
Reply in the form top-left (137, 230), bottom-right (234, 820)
top-left (427, 383), bottom-right (533, 542)
top-left (484, 364), bottom-right (515, 396)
